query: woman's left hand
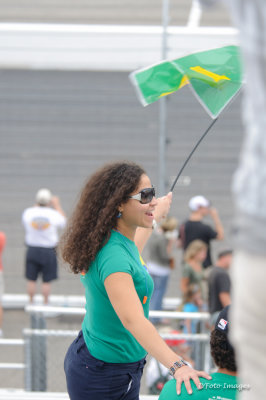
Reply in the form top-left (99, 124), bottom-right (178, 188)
top-left (174, 365), bottom-right (212, 395)
top-left (154, 192), bottom-right (172, 223)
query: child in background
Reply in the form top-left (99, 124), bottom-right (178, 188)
top-left (182, 285), bottom-right (203, 335)
top-left (181, 285), bottom-right (204, 365)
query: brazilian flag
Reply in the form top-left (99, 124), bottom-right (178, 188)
top-left (130, 45), bottom-right (243, 118)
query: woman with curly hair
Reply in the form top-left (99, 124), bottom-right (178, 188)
top-left (61, 161), bottom-right (211, 400)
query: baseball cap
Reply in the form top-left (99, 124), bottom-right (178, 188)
top-left (215, 305), bottom-right (234, 351)
top-left (188, 195), bottom-right (210, 211)
top-left (36, 188), bottom-right (52, 206)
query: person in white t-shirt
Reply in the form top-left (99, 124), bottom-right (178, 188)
top-left (22, 188), bottom-right (66, 304)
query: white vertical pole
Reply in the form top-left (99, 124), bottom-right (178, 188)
top-left (187, 0), bottom-right (202, 28)
top-left (158, 0), bottom-right (169, 196)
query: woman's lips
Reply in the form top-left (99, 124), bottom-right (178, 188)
top-left (145, 211), bottom-right (154, 217)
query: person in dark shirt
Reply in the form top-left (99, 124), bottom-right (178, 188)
top-left (178, 195), bottom-right (224, 268)
top-left (208, 250), bottom-right (232, 326)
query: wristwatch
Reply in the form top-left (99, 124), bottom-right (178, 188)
top-left (169, 359), bottom-right (188, 376)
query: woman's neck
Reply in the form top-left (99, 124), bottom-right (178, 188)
top-left (217, 368), bottom-right (237, 376)
top-left (116, 221), bottom-right (136, 242)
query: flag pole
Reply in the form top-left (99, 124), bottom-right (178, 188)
top-left (170, 117), bottom-right (218, 192)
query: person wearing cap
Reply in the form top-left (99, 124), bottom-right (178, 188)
top-left (178, 195), bottom-right (224, 268)
top-left (22, 188), bottom-right (66, 304)
top-left (159, 305), bottom-right (240, 400)
top-left (147, 216), bottom-right (178, 324)
top-left (208, 250), bottom-right (232, 327)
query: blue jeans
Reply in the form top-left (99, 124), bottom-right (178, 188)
top-left (64, 331), bottom-right (146, 400)
top-left (149, 274), bottom-right (169, 323)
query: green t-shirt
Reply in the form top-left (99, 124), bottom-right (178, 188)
top-left (159, 373), bottom-right (239, 400)
top-left (182, 263), bottom-right (204, 285)
top-left (81, 230), bottom-right (154, 363)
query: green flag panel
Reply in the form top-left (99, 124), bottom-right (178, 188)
top-left (130, 45), bottom-right (243, 118)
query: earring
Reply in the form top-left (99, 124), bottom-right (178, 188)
top-left (117, 211), bottom-right (122, 218)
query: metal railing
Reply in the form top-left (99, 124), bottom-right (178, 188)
top-left (21, 305), bottom-right (211, 391)
top-left (2, 294), bottom-right (181, 310)
top-left (0, 303), bottom-right (211, 392)
top-left (0, 338), bottom-right (25, 371)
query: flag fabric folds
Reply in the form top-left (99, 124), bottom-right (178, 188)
top-left (130, 45), bottom-right (243, 118)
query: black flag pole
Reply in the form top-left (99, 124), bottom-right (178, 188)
top-left (170, 117), bottom-right (218, 192)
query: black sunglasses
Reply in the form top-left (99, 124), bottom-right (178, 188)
top-left (129, 187), bottom-right (155, 204)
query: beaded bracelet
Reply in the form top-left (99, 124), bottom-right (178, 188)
top-left (169, 359), bottom-right (188, 376)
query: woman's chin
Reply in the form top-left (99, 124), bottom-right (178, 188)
top-left (143, 222), bottom-right (153, 229)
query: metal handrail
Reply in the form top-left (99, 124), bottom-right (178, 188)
top-left (25, 304), bottom-right (210, 321)
top-left (0, 305), bottom-right (211, 390)
top-left (22, 328), bottom-right (209, 342)
top-left (0, 339), bottom-right (25, 346)
top-left (0, 338), bottom-right (26, 371)
top-left (3, 294), bottom-right (181, 310)
top-left (0, 363), bottom-right (25, 370)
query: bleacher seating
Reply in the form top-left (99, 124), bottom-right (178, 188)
top-left (0, 0), bottom-right (231, 26)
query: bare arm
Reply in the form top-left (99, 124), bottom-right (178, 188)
top-left (209, 208), bottom-right (224, 240)
top-left (180, 277), bottom-right (190, 295)
top-left (219, 292), bottom-right (231, 308)
top-left (50, 196), bottom-right (66, 217)
top-left (104, 272), bottom-right (211, 395)
top-left (177, 238), bottom-right (183, 248)
top-left (135, 192), bottom-right (172, 254)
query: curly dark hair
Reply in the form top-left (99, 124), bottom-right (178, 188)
top-left (60, 161), bottom-right (145, 274)
top-left (210, 329), bottom-right (237, 372)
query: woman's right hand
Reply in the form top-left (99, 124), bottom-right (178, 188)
top-left (174, 365), bottom-right (211, 395)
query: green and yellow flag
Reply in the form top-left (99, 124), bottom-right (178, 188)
top-left (130, 45), bottom-right (243, 118)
